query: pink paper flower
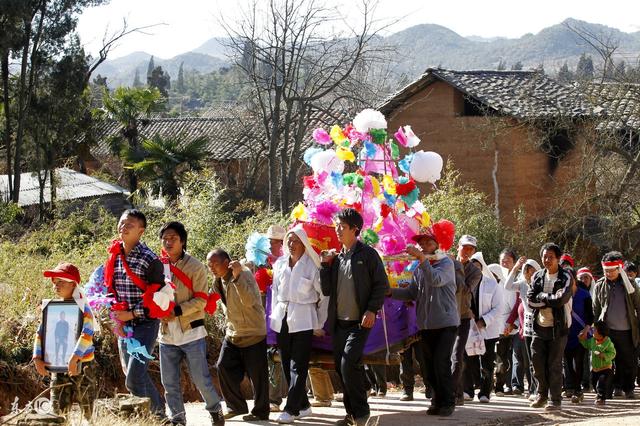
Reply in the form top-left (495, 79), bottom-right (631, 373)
top-left (313, 128), bottom-right (332, 145)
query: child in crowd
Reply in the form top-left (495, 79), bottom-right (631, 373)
top-left (579, 321), bottom-right (616, 406)
top-left (33, 262), bottom-right (95, 419)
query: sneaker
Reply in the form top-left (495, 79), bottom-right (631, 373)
top-left (270, 403), bottom-right (282, 412)
top-left (295, 407), bottom-right (312, 420)
top-left (243, 413), bottom-right (270, 421)
top-left (463, 392), bottom-right (473, 401)
top-left (529, 396), bottom-right (548, 408)
top-left (311, 399), bottom-right (332, 407)
top-left (513, 388), bottom-right (523, 395)
top-left (334, 393), bottom-right (344, 402)
top-left (571, 394), bottom-right (584, 404)
top-left (504, 388), bottom-right (513, 395)
top-left (495, 391), bottom-right (504, 397)
top-left (479, 395), bottom-right (490, 403)
top-left (614, 388), bottom-right (623, 397)
top-left (438, 406), bottom-right (455, 417)
top-left (426, 406), bottom-right (440, 415)
top-left (562, 390), bottom-right (573, 398)
top-left (528, 393), bottom-right (538, 402)
top-left (335, 415), bottom-right (354, 426)
top-left (625, 391), bottom-right (635, 399)
top-left (276, 412), bottom-right (295, 424)
top-left (369, 389), bottom-right (377, 396)
top-left (377, 391), bottom-right (386, 398)
top-left (399, 392), bottom-right (414, 401)
top-left (595, 398), bottom-right (605, 406)
top-left (545, 401), bottom-right (562, 412)
top-left (210, 409), bottom-right (225, 426)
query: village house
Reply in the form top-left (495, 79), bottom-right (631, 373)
top-left (379, 68), bottom-right (595, 226)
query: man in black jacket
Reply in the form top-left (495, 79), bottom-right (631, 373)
top-left (320, 208), bottom-right (389, 426)
top-left (527, 243), bottom-right (572, 411)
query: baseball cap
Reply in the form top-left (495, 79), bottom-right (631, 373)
top-left (43, 262), bottom-right (81, 285)
top-left (458, 234), bottom-right (477, 248)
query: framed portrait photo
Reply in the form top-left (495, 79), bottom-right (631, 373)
top-left (41, 300), bottom-right (83, 373)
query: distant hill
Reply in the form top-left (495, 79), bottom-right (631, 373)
top-left (94, 18), bottom-right (640, 88)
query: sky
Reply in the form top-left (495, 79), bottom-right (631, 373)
top-left (76, 0), bottom-right (640, 60)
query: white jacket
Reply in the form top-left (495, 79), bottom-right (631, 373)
top-left (270, 227), bottom-right (328, 334)
top-left (477, 274), bottom-right (504, 340)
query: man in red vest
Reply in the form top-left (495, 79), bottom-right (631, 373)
top-left (158, 221), bottom-right (225, 425)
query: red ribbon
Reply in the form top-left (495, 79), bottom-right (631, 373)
top-left (602, 260), bottom-right (624, 269)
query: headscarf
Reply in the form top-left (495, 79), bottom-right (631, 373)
top-left (602, 260), bottom-right (635, 294)
top-left (284, 224), bottom-right (321, 268)
top-left (470, 252), bottom-right (493, 281)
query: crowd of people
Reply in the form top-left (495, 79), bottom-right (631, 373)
top-left (31, 207), bottom-right (640, 426)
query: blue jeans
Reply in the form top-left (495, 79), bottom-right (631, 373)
top-left (160, 337), bottom-right (222, 424)
top-left (118, 319), bottom-right (164, 416)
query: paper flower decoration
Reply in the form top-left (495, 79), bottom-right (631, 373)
top-left (361, 229), bottom-right (380, 245)
top-left (309, 200), bottom-right (341, 225)
top-left (410, 150), bottom-right (444, 183)
top-left (394, 125), bottom-right (421, 148)
top-left (310, 149), bottom-right (345, 174)
top-left (304, 147), bottom-right (323, 166)
top-left (353, 109), bottom-right (387, 132)
top-left (336, 145), bottom-right (355, 162)
top-left (313, 128), bottom-right (332, 145)
top-left (245, 232), bottom-right (272, 266)
top-left (330, 125), bottom-right (348, 146)
top-left (398, 154), bottom-right (414, 174)
top-left (291, 203), bottom-right (308, 221)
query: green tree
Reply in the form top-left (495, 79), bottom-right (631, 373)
top-left (557, 62), bottom-right (574, 83)
top-left (146, 55), bottom-right (155, 79)
top-left (127, 135), bottom-right (208, 202)
top-left (176, 61), bottom-right (185, 94)
top-left (98, 86), bottom-right (163, 192)
top-left (147, 65), bottom-right (171, 98)
top-left (0, 0), bottom-right (108, 204)
top-left (576, 53), bottom-right (594, 80)
top-left (132, 68), bottom-right (142, 87)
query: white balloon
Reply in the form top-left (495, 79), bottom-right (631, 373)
top-left (410, 151), bottom-right (443, 183)
top-left (310, 149), bottom-right (345, 174)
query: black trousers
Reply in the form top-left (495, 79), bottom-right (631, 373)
top-left (495, 335), bottom-right (513, 391)
top-left (451, 318), bottom-right (470, 398)
top-left (419, 327), bottom-right (458, 408)
top-left (524, 336), bottom-right (537, 393)
top-left (217, 337), bottom-right (269, 418)
top-left (564, 344), bottom-right (587, 394)
top-left (609, 329), bottom-right (638, 393)
top-left (365, 364), bottom-right (387, 394)
top-left (333, 321), bottom-right (372, 419)
top-left (276, 319), bottom-right (313, 416)
top-left (531, 326), bottom-right (566, 403)
top-left (400, 341), bottom-right (423, 392)
top-left (511, 335), bottom-right (530, 391)
top-left (592, 368), bottom-right (614, 400)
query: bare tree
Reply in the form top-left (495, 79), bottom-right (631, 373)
top-left (221, 0), bottom-right (394, 211)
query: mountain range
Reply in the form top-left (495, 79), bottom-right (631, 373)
top-left (95, 18), bottom-right (640, 88)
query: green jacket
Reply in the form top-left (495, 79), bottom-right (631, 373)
top-left (580, 336), bottom-right (616, 371)
top-left (592, 277), bottom-right (640, 347)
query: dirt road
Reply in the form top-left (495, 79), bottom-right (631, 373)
top-left (182, 390), bottom-right (640, 425)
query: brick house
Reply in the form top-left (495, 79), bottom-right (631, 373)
top-left (379, 68), bottom-right (594, 226)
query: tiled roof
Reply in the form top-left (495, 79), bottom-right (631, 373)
top-left (0, 168), bottom-right (129, 207)
top-left (89, 109), bottom-right (352, 161)
top-left (380, 68), bottom-right (593, 119)
top-left (579, 82), bottom-right (640, 131)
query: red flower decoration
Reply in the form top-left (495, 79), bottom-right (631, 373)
top-left (205, 293), bottom-right (221, 315)
top-left (303, 175), bottom-right (316, 189)
top-left (254, 267), bottom-right (273, 293)
top-left (395, 178), bottom-right (416, 196)
top-left (380, 203), bottom-right (392, 218)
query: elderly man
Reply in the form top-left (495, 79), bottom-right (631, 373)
top-left (391, 220), bottom-right (459, 417)
top-left (208, 249), bottom-right (269, 422)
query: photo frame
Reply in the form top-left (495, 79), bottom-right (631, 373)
top-left (41, 300), bottom-right (83, 373)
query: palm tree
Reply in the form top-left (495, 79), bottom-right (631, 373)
top-left (99, 86), bottom-right (163, 192)
top-left (126, 134), bottom-right (208, 202)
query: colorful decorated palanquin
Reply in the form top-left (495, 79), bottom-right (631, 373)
top-left (261, 109), bottom-right (446, 364)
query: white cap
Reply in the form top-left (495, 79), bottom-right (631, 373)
top-left (265, 225), bottom-right (286, 240)
top-left (458, 234), bottom-right (477, 248)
